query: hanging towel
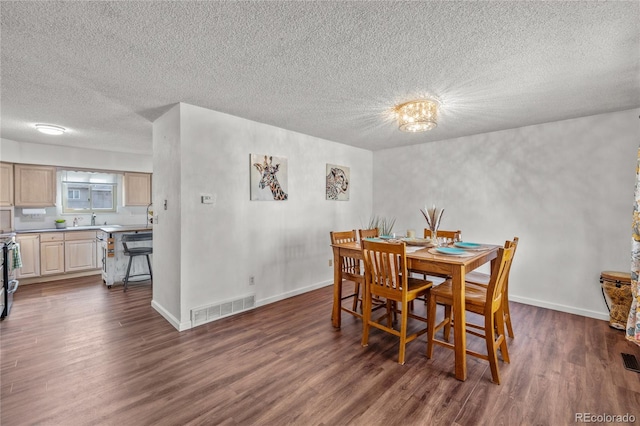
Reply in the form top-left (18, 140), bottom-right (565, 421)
top-left (12, 243), bottom-right (22, 269)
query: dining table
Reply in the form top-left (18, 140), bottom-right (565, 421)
top-left (330, 239), bottom-right (499, 381)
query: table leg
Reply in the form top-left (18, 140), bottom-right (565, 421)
top-left (452, 266), bottom-right (467, 381)
top-left (332, 247), bottom-right (343, 328)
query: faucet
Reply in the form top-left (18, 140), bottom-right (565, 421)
top-left (73, 217), bottom-right (78, 227)
top-left (91, 212), bottom-right (96, 226)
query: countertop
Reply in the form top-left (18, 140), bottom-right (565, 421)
top-left (15, 225), bottom-right (152, 234)
top-left (100, 225), bottom-right (153, 234)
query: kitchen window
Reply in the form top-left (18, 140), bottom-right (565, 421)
top-left (61, 171), bottom-right (117, 213)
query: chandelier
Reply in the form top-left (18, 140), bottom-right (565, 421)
top-left (395, 99), bottom-right (438, 132)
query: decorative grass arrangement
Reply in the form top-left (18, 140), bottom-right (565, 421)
top-left (366, 215), bottom-right (396, 236)
top-left (420, 204), bottom-right (444, 233)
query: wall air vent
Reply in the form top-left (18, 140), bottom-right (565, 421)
top-left (191, 294), bottom-right (256, 327)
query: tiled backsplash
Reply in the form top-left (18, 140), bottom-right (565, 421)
top-left (15, 206), bottom-right (148, 231)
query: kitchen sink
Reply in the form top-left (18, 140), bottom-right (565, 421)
top-left (70, 225), bottom-right (122, 230)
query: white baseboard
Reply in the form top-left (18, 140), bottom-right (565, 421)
top-left (155, 281), bottom-right (610, 332)
top-left (510, 295), bottom-right (609, 321)
top-left (151, 299), bottom-right (192, 331)
top-left (257, 280), bottom-right (333, 307)
top-left (18, 269), bottom-right (101, 285)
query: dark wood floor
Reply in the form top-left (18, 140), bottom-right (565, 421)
top-left (1, 277), bottom-right (640, 425)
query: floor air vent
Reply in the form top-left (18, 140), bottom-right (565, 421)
top-left (191, 294), bottom-right (256, 327)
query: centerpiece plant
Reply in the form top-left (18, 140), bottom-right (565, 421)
top-left (366, 215), bottom-right (396, 236)
top-left (420, 204), bottom-right (444, 244)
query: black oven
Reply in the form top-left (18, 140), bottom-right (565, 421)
top-left (1, 234), bottom-right (19, 319)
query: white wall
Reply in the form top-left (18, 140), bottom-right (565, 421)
top-left (150, 105), bottom-right (183, 328)
top-left (0, 138), bottom-right (152, 172)
top-left (374, 108), bottom-right (639, 320)
top-left (0, 138), bottom-right (153, 230)
top-left (152, 103), bottom-right (373, 329)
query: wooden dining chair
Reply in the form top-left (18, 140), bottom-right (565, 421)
top-left (330, 230), bottom-right (364, 315)
top-left (427, 241), bottom-right (515, 384)
top-left (423, 229), bottom-right (462, 245)
top-left (361, 239), bottom-right (433, 365)
top-left (465, 237), bottom-right (519, 338)
top-left (358, 228), bottom-right (379, 241)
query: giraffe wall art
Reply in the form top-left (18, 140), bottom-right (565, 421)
top-left (250, 154), bottom-right (289, 201)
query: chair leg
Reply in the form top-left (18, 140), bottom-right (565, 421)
top-left (123, 256), bottom-right (134, 292)
top-left (398, 301), bottom-right (409, 365)
top-left (352, 282), bottom-right (360, 311)
top-left (496, 308), bottom-right (510, 363)
top-left (485, 310), bottom-right (501, 384)
top-left (426, 295), bottom-right (437, 359)
top-left (146, 255), bottom-right (153, 281)
top-left (504, 301), bottom-right (514, 338)
top-left (386, 300), bottom-right (393, 328)
top-left (443, 305), bottom-right (452, 342)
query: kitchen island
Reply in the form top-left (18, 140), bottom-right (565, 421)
top-left (97, 225), bottom-right (152, 288)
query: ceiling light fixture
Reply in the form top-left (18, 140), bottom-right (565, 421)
top-left (395, 99), bottom-right (438, 132)
top-left (35, 124), bottom-right (66, 135)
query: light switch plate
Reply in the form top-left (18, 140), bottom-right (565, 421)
top-left (201, 194), bottom-right (216, 205)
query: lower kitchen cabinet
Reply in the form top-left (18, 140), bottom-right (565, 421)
top-left (64, 231), bottom-right (97, 272)
top-left (41, 241), bottom-right (65, 275)
top-left (16, 234), bottom-right (40, 278)
top-left (16, 231), bottom-right (100, 281)
top-left (40, 233), bottom-right (65, 276)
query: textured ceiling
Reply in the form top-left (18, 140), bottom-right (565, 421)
top-left (1, 1), bottom-right (638, 155)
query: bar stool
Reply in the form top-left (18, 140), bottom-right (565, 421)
top-left (121, 232), bottom-right (153, 292)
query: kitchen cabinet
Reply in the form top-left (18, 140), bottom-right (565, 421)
top-left (14, 164), bottom-right (57, 207)
top-left (40, 233), bottom-right (65, 276)
top-left (0, 207), bottom-right (14, 233)
top-left (124, 172), bottom-right (151, 206)
top-left (16, 234), bottom-right (40, 278)
top-left (64, 231), bottom-right (97, 272)
top-left (0, 162), bottom-right (14, 206)
top-left (99, 227), bottom-right (152, 288)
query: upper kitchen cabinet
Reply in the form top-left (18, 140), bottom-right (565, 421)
top-left (0, 162), bottom-right (14, 206)
top-left (14, 164), bottom-right (57, 207)
top-left (124, 172), bottom-right (151, 206)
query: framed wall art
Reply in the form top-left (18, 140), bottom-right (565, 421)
top-left (250, 154), bottom-right (289, 201)
top-left (326, 164), bottom-right (350, 201)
